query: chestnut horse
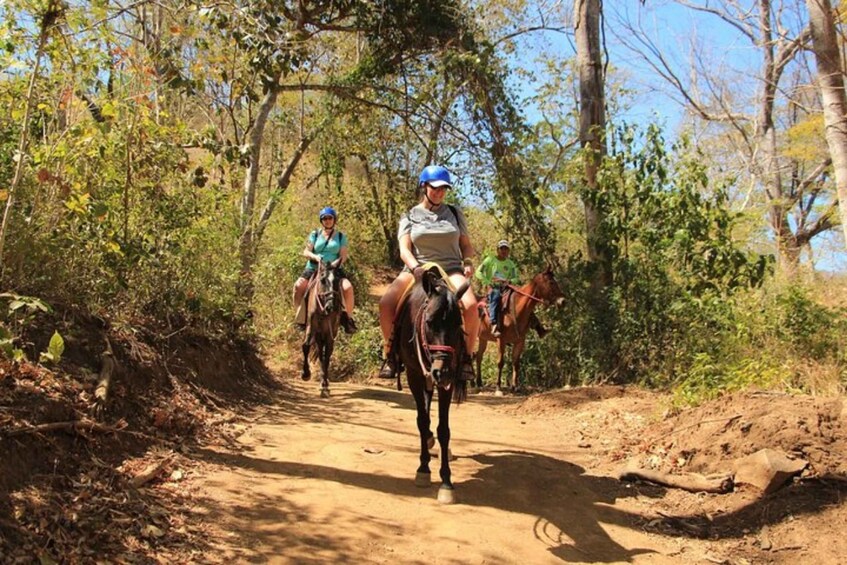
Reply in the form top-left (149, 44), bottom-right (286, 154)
top-left (391, 266), bottom-right (469, 504)
top-left (475, 266), bottom-right (564, 394)
top-left (301, 262), bottom-right (342, 397)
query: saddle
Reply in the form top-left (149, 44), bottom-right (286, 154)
top-left (477, 286), bottom-right (514, 328)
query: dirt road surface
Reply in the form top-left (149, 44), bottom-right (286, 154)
top-left (186, 379), bottom-right (770, 564)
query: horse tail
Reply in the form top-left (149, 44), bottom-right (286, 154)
top-left (453, 380), bottom-right (467, 404)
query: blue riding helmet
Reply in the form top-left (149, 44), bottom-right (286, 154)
top-left (419, 165), bottom-right (452, 188)
top-left (318, 206), bottom-right (337, 221)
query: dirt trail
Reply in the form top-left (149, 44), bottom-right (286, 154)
top-left (187, 380), bottom-right (754, 564)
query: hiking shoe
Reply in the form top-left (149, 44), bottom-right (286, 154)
top-left (378, 358), bottom-right (398, 379)
top-left (460, 354), bottom-right (475, 381)
top-left (490, 324), bottom-right (501, 338)
top-left (535, 325), bottom-right (549, 338)
top-left (296, 322), bottom-right (307, 331)
top-left (341, 312), bottom-right (358, 334)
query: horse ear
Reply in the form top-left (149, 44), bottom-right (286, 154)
top-left (454, 281), bottom-right (470, 301)
top-left (421, 270), bottom-right (437, 295)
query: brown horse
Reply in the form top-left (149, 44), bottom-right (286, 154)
top-left (301, 262), bottom-right (342, 397)
top-left (475, 266), bottom-right (564, 394)
top-left (391, 266), bottom-right (469, 504)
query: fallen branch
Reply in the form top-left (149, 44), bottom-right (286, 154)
top-left (94, 336), bottom-right (116, 410)
top-left (130, 456), bottom-right (173, 488)
top-left (5, 419), bottom-right (125, 437)
top-left (619, 462), bottom-right (734, 494)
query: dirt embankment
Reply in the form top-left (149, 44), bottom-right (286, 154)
top-left (0, 317), bottom-right (277, 563)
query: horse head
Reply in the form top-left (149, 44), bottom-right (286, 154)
top-left (534, 265), bottom-right (565, 307)
top-left (418, 267), bottom-right (469, 386)
top-left (317, 263), bottom-right (342, 313)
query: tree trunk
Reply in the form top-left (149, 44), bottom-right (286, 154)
top-left (806, 0), bottom-right (847, 249)
top-left (0, 10), bottom-right (53, 277)
top-left (238, 81), bottom-right (281, 305)
top-left (575, 0), bottom-right (611, 288)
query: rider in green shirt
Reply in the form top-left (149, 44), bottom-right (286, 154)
top-left (475, 240), bottom-right (521, 337)
top-left (475, 240), bottom-right (549, 338)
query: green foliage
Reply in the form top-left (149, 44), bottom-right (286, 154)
top-left (39, 330), bottom-right (64, 365)
top-left (671, 353), bottom-right (790, 407)
top-left (0, 293), bottom-right (57, 363)
top-left (529, 123), bottom-right (775, 390)
top-left (766, 285), bottom-right (846, 359)
top-left (0, 323), bottom-right (25, 362)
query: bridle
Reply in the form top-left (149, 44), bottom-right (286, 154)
top-left (314, 262), bottom-right (340, 314)
top-left (412, 294), bottom-right (457, 388)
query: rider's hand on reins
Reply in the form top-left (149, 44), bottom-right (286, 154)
top-left (413, 265), bottom-right (426, 284)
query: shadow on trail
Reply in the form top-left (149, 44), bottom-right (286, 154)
top-left (462, 450), bottom-right (656, 562)
top-left (193, 446), bottom-right (657, 563)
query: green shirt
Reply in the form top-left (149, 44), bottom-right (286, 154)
top-left (475, 255), bottom-right (520, 287)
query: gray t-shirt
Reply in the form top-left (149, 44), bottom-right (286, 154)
top-left (398, 203), bottom-right (469, 273)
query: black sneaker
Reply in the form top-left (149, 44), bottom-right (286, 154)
top-left (341, 313), bottom-right (358, 334)
top-left (378, 358), bottom-right (398, 379)
top-left (296, 322), bottom-right (307, 331)
top-left (460, 354), bottom-right (475, 381)
top-left (535, 325), bottom-right (549, 338)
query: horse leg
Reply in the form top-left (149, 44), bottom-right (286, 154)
top-left (410, 380), bottom-right (432, 487)
top-left (511, 339), bottom-right (526, 393)
top-left (425, 387), bottom-right (436, 452)
top-left (320, 337), bottom-right (332, 398)
top-left (301, 332), bottom-right (312, 381)
top-left (495, 342), bottom-right (506, 396)
top-left (436, 386), bottom-right (456, 504)
top-left (474, 337), bottom-right (488, 390)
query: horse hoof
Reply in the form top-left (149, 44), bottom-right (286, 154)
top-left (301, 373), bottom-right (311, 381)
top-left (437, 485), bottom-right (456, 504)
top-left (320, 388), bottom-right (330, 398)
top-left (494, 389), bottom-right (504, 397)
top-left (415, 472), bottom-right (431, 487)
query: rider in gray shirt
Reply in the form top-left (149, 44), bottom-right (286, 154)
top-left (398, 203), bottom-right (468, 275)
top-left (378, 165), bottom-right (479, 380)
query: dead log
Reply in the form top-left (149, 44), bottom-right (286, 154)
top-left (94, 336), bottom-right (116, 412)
top-left (130, 456), bottom-right (173, 488)
top-left (619, 462), bottom-right (734, 494)
top-left (5, 419), bottom-right (125, 437)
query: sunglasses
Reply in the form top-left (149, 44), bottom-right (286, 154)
top-left (320, 215), bottom-right (335, 221)
top-left (427, 184), bottom-right (450, 192)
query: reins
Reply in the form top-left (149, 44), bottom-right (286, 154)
top-left (506, 283), bottom-right (544, 303)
